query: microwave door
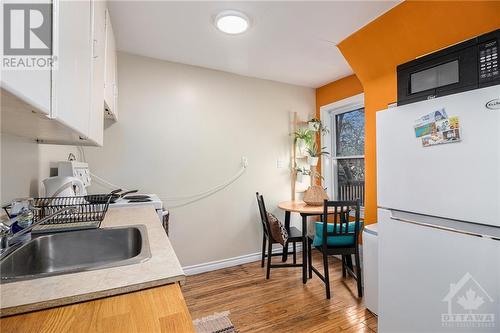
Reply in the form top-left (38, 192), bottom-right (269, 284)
top-left (397, 64), bottom-right (437, 105)
top-left (436, 51), bottom-right (478, 96)
top-left (397, 47), bottom-right (478, 106)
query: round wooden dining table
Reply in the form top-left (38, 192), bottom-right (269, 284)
top-left (277, 200), bottom-right (334, 284)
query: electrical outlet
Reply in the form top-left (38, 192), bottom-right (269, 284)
top-left (276, 159), bottom-right (286, 168)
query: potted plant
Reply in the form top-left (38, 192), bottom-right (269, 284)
top-left (306, 142), bottom-right (329, 166)
top-left (296, 167), bottom-right (311, 184)
top-left (294, 128), bottom-right (313, 156)
top-left (307, 118), bottom-right (329, 136)
top-left (308, 118), bottom-right (321, 132)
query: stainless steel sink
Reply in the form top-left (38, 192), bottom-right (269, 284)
top-left (0, 225), bottom-right (151, 282)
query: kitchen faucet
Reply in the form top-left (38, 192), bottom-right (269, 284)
top-left (0, 206), bottom-right (78, 260)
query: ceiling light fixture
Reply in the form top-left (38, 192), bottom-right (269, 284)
top-left (215, 10), bottom-right (250, 35)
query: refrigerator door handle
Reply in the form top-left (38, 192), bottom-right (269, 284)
top-left (388, 212), bottom-right (500, 241)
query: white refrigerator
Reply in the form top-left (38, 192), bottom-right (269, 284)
top-left (376, 84), bottom-right (500, 332)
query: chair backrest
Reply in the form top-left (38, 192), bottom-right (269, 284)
top-left (338, 181), bottom-right (365, 206)
top-left (321, 199), bottom-right (361, 248)
top-left (255, 192), bottom-right (271, 237)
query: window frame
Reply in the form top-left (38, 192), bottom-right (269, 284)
top-left (320, 93), bottom-right (365, 216)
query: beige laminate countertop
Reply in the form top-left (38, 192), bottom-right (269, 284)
top-left (0, 205), bottom-right (185, 317)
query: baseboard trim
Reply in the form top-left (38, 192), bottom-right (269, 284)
top-left (182, 245), bottom-right (362, 276)
top-left (182, 245), bottom-right (303, 276)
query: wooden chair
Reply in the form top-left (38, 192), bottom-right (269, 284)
top-left (307, 199), bottom-right (363, 299)
top-left (256, 193), bottom-right (302, 279)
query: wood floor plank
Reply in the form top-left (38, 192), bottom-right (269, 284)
top-left (0, 283), bottom-right (194, 333)
top-left (183, 250), bottom-right (377, 332)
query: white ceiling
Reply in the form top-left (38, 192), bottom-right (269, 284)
top-left (108, 1), bottom-right (400, 88)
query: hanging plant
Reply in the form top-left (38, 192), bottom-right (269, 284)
top-left (307, 118), bottom-right (329, 136)
top-left (306, 142), bottom-right (329, 157)
top-left (293, 128), bottom-right (314, 145)
top-left (294, 128), bottom-right (314, 156)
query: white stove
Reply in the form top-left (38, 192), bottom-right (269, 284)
top-left (56, 161), bottom-right (167, 225)
top-left (110, 194), bottom-right (165, 220)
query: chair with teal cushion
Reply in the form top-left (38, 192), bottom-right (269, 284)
top-left (312, 221), bottom-right (364, 247)
top-left (307, 199), bottom-right (363, 299)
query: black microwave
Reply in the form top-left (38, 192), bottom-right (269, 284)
top-left (397, 29), bottom-right (499, 106)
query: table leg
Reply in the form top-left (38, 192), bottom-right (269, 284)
top-left (282, 211), bottom-right (291, 262)
top-left (301, 214), bottom-right (308, 284)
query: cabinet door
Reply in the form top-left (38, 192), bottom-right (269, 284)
top-left (113, 51), bottom-right (118, 120)
top-left (1, 71), bottom-right (51, 116)
top-left (52, 0), bottom-right (92, 138)
top-left (0, 0), bottom-right (51, 115)
top-left (88, 0), bottom-right (106, 146)
top-left (104, 8), bottom-right (116, 118)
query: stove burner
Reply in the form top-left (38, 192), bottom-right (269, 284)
top-left (123, 195), bottom-right (150, 200)
top-left (127, 198), bottom-right (152, 203)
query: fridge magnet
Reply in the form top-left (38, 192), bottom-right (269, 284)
top-left (435, 116), bottom-right (460, 132)
top-left (443, 128), bottom-right (460, 142)
top-left (448, 116), bottom-right (460, 129)
top-left (435, 118), bottom-right (451, 132)
top-left (421, 135), bottom-right (432, 147)
top-left (414, 122), bottom-right (435, 138)
top-left (421, 132), bottom-right (444, 147)
top-left (415, 109), bottom-right (461, 147)
top-left (415, 108), bottom-right (448, 128)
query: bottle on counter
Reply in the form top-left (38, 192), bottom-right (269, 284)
top-left (9, 198), bottom-right (34, 239)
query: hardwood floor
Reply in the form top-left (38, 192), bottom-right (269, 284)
top-left (182, 250), bottom-right (377, 333)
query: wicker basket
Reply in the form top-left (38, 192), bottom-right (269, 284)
top-left (303, 185), bottom-right (329, 206)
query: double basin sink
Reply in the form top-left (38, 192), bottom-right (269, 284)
top-left (0, 225), bottom-right (151, 282)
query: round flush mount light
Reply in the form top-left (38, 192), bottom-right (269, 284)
top-left (215, 10), bottom-right (250, 35)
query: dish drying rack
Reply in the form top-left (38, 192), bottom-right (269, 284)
top-left (3, 196), bottom-right (111, 234)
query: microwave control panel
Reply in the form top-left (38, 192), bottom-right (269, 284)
top-left (479, 39), bottom-right (498, 81)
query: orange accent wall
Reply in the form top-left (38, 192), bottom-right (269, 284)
top-left (316, 75), bottom-right (364, 112)
top-left (318, 1), bottom-right (500, 225)
top-left (315, 75), bottom-right (364, 179)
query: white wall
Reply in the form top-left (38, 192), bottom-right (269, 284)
top-left (0, 133), bottom-right (78, 205)
top-left (1, 134), bottom-right (39, 204)
top-left (84, 52), bottom-right (314, 266)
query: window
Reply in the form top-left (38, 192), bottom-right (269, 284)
top-left (332, 108), bottom-right (365, 206)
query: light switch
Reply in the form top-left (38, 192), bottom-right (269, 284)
top-left (277, 159), bottom-right (286, 168)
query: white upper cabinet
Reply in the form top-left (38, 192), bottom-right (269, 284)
top-left (1, 70), bottom-right (52, 116)
top-left (52, 0), bottom-right (92, 139)
top-left (0, 0), bottom-right (117, 146)
top-left (104, 8), bottom-right (118, 120)
top-left (0, 0), bottom-right (52, 115)
top-left (89, 0), bottom-right (107, 146)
